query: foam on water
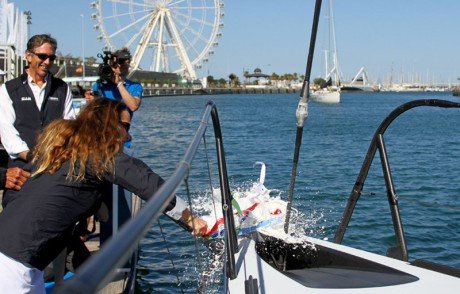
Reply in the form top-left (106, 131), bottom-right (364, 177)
top-left (189, 178), bottom-right (325, 292)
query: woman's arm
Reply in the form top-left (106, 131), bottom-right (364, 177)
top-left (165, 196), bottom-right (207, 235)
top-left (107, 152), bottom-right (165, 201)
top-left (105, 152), bottom-right (207, 235)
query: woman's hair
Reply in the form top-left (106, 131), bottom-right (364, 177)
top-left (32, 98), bottom-right (127, 180)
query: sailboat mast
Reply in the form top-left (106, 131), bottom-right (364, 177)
top-left (284, 0), bottom-right (323, 233)
top-left (329, 0), bottom-right (340, 86)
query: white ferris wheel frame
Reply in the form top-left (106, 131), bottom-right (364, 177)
top-left (91, 0), bottom-right (224, 80)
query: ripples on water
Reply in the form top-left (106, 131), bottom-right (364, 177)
top-left (132, 92), bottom-right (460, 292)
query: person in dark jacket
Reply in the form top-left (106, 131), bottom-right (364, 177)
top-left (0, 98), bottom-right (207, 293)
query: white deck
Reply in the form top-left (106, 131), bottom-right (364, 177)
top-left (228, 237), bottom-right (459, 293)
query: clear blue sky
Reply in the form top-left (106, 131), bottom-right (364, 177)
top-left (11, 0), bottom-right (460, 84)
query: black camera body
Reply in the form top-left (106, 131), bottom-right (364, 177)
top-left (97, 51), bottom-right (115, 84)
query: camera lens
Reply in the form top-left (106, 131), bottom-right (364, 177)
top-left (98, 64), bottom-right (114, 83)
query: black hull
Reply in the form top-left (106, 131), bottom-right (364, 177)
top-left (340, 86), bottom-right (364, 92)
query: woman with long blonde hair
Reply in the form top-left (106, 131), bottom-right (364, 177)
top-left (0, 98), bottom-right (206, 293)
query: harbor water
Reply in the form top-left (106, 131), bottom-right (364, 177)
top-left (130, 91), bottom-right (460, 293)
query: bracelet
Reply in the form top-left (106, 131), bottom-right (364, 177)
top-left (117, 82), bottom-right (123, 88)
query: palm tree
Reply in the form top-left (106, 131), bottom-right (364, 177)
top-left (313, 77), bottom-right (327, 89)
top-left (207, 75), bottom-right (215, 87)
top-left (228, 73), bottom-right (238, 87)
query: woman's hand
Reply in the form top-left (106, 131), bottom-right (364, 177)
top-left (187, 217), bottom-right (208, 236)
top-left (181, 209), bottom-right (208, 236)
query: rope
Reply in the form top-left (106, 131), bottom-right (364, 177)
top-left (151, 133), bottom-right (218, 293)
top-left (149, 121), bottom-right (226, 293)
top-left (196, 134), bottom-right (217, 293)
top-left (183, 177), bottom-right (204, 276)
top-left (202, 134), bottom-right (219, 221)
top-left (157, 218), bottom-right (185, 294)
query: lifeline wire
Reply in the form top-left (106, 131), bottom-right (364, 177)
top-left (202, 134), bottom-right (219, 220)
top-left (157, 218), bottom-right (185, 294)
top-left (183, 177), bottom-right (202, 257)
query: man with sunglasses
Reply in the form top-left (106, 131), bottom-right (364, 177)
top-left (86, 47), bottom-right (142, 135)
top-left (0, 34), bottom-right (75, 207)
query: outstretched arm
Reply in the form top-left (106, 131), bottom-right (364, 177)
top-left (107, 152), bottom-right (207, 236)
top-left (165, 196), bottom-right (208, 236)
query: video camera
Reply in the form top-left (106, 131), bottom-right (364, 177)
top-left (97, 50), bottom-right (132, 84)
top-left (97, 51), bottom-right (115, 84)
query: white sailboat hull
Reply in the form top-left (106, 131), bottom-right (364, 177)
top-left (310, 90), bottom-right (341, 103)
top-left (228, 236), bottom-right (459, 293)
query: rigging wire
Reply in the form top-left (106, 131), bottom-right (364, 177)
top-left (157, 218), bottom-right (185, 294)
top-left (197, 133), bottom-right (216, 293)
top-left (154, 118), bottom-right (225, 293)
top-left (203, 134), bottom-right (219, 221)
top-left (157, 176), bottom-right (204, 292)
top-left (183, 177), bottom-right (202, 260)
top-left (156, 147), bottom-right (212, 293)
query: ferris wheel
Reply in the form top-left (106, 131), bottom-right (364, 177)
top-left (90, 0), bottom-right (224, 80)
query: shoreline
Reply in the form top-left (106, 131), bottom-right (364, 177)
top-left (141, 86), bottom-right (456, 98)
top-left (142, 87), bottom-right (299, 97)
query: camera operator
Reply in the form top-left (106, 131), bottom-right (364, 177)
top-left (85, 47), bottom-right (142, 130)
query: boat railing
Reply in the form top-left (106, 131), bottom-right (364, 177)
top-left (55, 100), bottom-right (239, 293)
top-left (334, 99), bottom-right (460, 261)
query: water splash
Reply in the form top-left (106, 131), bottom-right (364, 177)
top-left (188, 182), bottom-right (328, 293)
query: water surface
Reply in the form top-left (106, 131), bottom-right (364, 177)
top-left (131, 91), bottom-right (460, 292)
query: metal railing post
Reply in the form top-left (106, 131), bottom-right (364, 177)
top-left (209, 102), bottom-right (238, 279)
top-left (334, 99), bottom-right (460, 261)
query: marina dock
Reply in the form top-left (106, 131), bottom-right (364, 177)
top-left (142, 87), bottom-right (299, 97)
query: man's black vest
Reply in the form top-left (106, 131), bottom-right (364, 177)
top-left (5, 72), bottom-right (68, 153)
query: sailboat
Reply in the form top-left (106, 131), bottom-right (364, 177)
top-left (311, 0), bottom-right (341, 103)
top-left (341, 66), bottom-right (376, 92)
top-left (224, 0), bottom-right (460, 291)
top-left (225, 99), bottom-right (460, 293)
top-left (52, 1), bottom-right (460, 293)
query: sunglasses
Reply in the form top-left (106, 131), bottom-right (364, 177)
top-left (120, 122), bottom-right (131, 132)
top-left (117, 58), bottom-right (130, 65)
top-left (31, 51), bottom-right (57, 61)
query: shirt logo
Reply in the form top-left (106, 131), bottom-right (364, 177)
top-left (21, 97), bottom-right (32, 101)
top-left (48, 96), bottom-right (59, 101)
